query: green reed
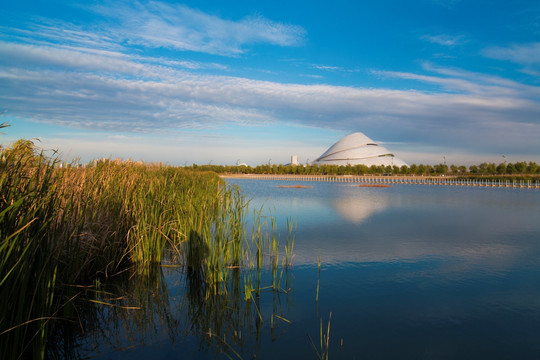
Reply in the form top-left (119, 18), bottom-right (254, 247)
top-left (178, 178), bottom-right (296, 299)
top-left (308, 312), bottom-right (332, 360)
top-left (0, 152), bottom-right (64, 359)
top-left (1, 141), bottom-right (295, 358)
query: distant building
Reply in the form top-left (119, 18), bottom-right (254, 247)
top-left (291, 155), bottom-right (299, 165)
top-left (313, 132), bottom-right (408, 167)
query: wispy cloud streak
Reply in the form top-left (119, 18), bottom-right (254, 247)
top-left (421, 34), bottom-right (465, 46)
top-left (2, 35), bottom-right (539, 155)
top-left (1, 1), bottom-right (539, 161)
top-left (483, 42), bottom-right (540, 65)
top-left (92, 1), bottom-right (306, 56)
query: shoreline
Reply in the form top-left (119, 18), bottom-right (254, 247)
top-left (220, 174), bottom-right (540, 189)
top-left (221, 174), bottom-right (450, 179)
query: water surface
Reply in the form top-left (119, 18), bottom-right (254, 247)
top-left (68, 180), bottom-right (540, 359)
top-left (227, 180), bottom-right (540, 359)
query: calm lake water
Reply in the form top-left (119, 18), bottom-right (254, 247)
top-left (67, 180), bottom-right (540, 359)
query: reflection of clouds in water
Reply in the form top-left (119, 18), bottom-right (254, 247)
top-left (332, 192), bottom-right (391, 224)
top-left (249, 185), bottom-right (394, 227)
top-left (293, 191), bottom-right (540, 272)
top-left (232, 180), bottom-right (540, 274)
top-left (252, 196), bottom-right (338, 227)
top-left (294, 214), bottom-right (526, 269)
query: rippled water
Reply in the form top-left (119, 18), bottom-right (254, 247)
top-left (71, 180), bottom-right (540, 359)
top-left (227, 180), bottom-right (540, 359)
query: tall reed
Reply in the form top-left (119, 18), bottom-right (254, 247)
top-left (0, 151), bottom-right (64, 359)
top-left (1, 140), bottom-right (295, 358)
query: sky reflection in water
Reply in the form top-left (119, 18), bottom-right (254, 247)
top-left (226, 179), bottom-right (540, 358)
top-left (74, 180), bottom-right (540, 359)
top-left (231, 180), bottom-right (540, 268)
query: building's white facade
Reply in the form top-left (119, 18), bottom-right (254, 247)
top-left (313, 132), bottom-right (408, 167)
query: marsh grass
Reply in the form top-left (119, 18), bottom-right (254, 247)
top-left (308, 312), bottom-right (332, 360)
top-left (1, 144), bottom-right (295, 359)
top-left (54, 263), bottom-right (293, 359)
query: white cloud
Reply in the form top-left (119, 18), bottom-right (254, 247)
top-left (95, 2), bottom-right (306, 56)
top-left (421, 34), bottom-right (465, 46)
top-left (0, 22), bottom-right (121, 52)
top-left (483, 42), bottom-right (540, 65)
top-left (380, 62), bottom-right (540, 99)
top-left (2, 2), bottom-right (306, 59)
top-left (313, 64), bottom-right (343, 71)
top-left (0, 41), bottom-right (150, 75)
top-left (1, 9), bottom-right (540, 163)
top-left (2, 41), bottom-right (539, 158)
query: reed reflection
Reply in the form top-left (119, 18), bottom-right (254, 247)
top-left (47, 262), bottom-right (295, 358)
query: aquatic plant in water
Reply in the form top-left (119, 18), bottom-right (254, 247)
top-left (0, 139), bottom-right (295, 359)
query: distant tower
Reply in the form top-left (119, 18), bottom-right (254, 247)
top-left (291, 155), bottom-right (299, 165)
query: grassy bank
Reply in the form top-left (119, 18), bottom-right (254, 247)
top-left (0, 141), bottom-right (293, 359)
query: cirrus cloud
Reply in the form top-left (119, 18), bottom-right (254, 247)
top-left (1, 37), bottom-right (539, 157)
top-left (1, 1), bottom-right (540, 165)
top-left (483, 42), bottom-right (540, 65)
top-left (93, 1), bottom-right (306, 56)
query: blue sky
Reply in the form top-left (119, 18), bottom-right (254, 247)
top-left (1, 0), bottom-right (540, 165)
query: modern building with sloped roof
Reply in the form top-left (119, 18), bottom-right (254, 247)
top-left (313, 132), bottom-right (408, 167)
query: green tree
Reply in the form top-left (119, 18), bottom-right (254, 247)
top-left (486, 163), bottom-right (496, 174)
top-left (434, 163), bottom-right (448, 175)
top-left (328, 165), bottom-right (338, 175)
top-left (478, 163), bottom-right (486, 174)
top-left (527, 162), bottom-right (539, 174)
top-left (515, 161), bottom-right (527, 174)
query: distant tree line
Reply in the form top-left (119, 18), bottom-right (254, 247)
top-left (187, 161), bottom-right (540, 177)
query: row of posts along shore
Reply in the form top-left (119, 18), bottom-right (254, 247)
top-left (223, 174), bottom-right (540, 189)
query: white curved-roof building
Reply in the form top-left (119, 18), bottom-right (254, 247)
top-left (313, 132), bottom-right (408, 167)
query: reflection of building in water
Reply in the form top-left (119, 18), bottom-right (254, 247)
top-left (313, 132), bottom-right (408, 167)
top-left (332, 192), bottom-right (390, 223)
